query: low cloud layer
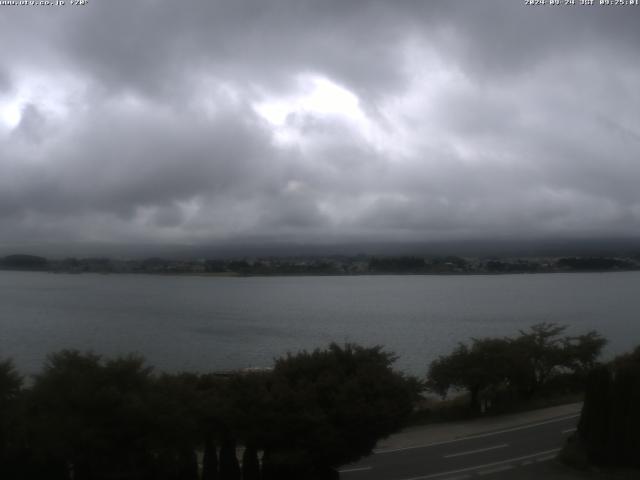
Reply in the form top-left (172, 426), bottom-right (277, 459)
top-left (1, 1), bottom-right (639, 254)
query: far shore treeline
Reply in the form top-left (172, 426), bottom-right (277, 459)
top-left (1, 325), bottom-right (639, 479)
top-left (1, 253), bottom-right (640, 276)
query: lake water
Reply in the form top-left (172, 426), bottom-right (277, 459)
top-left (1, 270), bottom-right (639, 376)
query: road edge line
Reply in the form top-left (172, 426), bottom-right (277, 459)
top-left (376, 414), bottom-right (579, 454)
top-left (395, 448), bottom-right (561, 480)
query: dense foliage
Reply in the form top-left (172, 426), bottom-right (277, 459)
top-left (260, 345), bottom-right (420, 477)
top-left (0, 254), bottom-right (48, 270)
top-left (0, 344), bottom-right (419, 480)
top-left (426, 323), bottom-right (606, 412)
top-left (577, 346), bottom-right (640, 468)
top-left (556, 257), bottom-right (634, 271)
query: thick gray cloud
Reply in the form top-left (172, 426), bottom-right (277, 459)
top-left (0, 68), bottom-right (10, 93)
top-left (1, 1), bottom-right (639, 254)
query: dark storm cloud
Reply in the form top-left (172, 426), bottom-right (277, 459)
top-left (14, 104), bottom-right (47, 144)
top-left (0, 69), bottom-right (10, 93)
top-left (1, 1), bottom-right (640, 252)
top-left (1, 1), bottom-right (409, 100)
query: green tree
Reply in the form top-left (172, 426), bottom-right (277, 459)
top-left (561, 331), bottom-right (607, 375)
top-left (0, 358), bottom-right (21, 401)
top-left (512, 323), bottom-right (606, 395)
top-left (577, 365), bottom-right (612, 464)
top-left (577, 346), bottom-right (640, 467)
top-left (258, 344), bottom-right (420, 478)
top-left (512, 323), bottom-right (568, 394)
top-left (0, 358), bottom-right (23, 479)
top-left (241, 445), bottom-right (260, 480)
top-left (427, 324), bottom-right (607, 411)
top-left (202, 435), bottom-right (219, 480)
top-left (219, 433), bottom-right (240, 480)
top-left (29, 351), bottom-right (157, 480)
top-left (427, 338), bottom-right (514, 411)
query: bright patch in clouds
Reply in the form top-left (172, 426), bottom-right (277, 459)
top-left (253, 74), bottom-right (404, 152)
top-left (0, 70), bottom-right (88, 131)
top-left (0, 101), bottom-right (22, 128)
top-left (254, 74), bottom-right (363, 127)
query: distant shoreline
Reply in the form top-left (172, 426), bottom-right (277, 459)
top-left (2, 252), bottom-right (639, 277)
top-left (2, 267), bottom-right (639, 278)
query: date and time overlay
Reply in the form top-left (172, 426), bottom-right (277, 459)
top-left (0, 0), bottom-right (87, 6)
top-left (1, 0), bottom-right (639, 7)
top-left (525, 0), bottom-right (639, 6)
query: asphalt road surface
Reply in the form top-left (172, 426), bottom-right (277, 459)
top-left (339, 413), bottom-right (579, 480)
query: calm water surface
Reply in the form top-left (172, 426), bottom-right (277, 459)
top-left (1, 271), bottom-right (639, 375)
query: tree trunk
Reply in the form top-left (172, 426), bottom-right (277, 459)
top-left (219, 436), bottom-right (240, 480)
top-left (260, 450), bottom-right (274, 480)
top-left (202, 437), bottom-right (218, 480)
top-left (469, 385), bottom-right (481, 412)
top-left (241, 446), bottom-right (260, 480)
top-left (178, 448), bottom-right (198, 480)
top-left (578, 366), bottom-right (611, 465)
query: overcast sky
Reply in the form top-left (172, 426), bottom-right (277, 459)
top-left (1, 0), bottom-right (639, 255)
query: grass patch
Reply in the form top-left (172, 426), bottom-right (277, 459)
top-left (408, 391), bottom-right (583, 426)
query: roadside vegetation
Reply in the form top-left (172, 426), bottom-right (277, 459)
top-left (422, 323), bottom-right (605, 419)
top-left (562, 345), bottom-right (640, 471)
top-left (2, 324), bottom-right (636, 478)
top-left (0, 344), bottom-right (419, 480)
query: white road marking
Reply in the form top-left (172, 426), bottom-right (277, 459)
top-left (376, 414), bottom-right (579, 454)
top-left (478, 464), bottom-right (514, 475)
top-left (392, 448), bottom-right (561, 480)
top-left (562, 427), bottom-right (577, 434)
top-left (443, 444), bottom-right (508, 458)
top-left (535, 454), bottom-right (557, 462)
top-left (339, 466), bottom-right (372, 473)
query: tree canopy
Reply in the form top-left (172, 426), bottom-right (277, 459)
top-left (0, 344), bottom-right (420, 480)
top-left (577, 345), bottom-right (640, 468)
top-left (427, 323), bottom-right (606, 411)
top-left (259, 344), bottom-right (420, 474)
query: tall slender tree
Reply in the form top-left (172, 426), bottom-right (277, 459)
top-left (202, 435), bottom-right (219, 480)
top-left (241, 445), bottom-right (260, 480)
top-left (219, 434), bottom-right (241, 480)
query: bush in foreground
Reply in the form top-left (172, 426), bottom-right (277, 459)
top-left (0, 344), bottom-right (420, 480)
top-left (575, 346), bottom-right (640, 469)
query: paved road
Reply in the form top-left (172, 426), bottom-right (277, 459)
top-left (339, 413), bottom-right (579, 480)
